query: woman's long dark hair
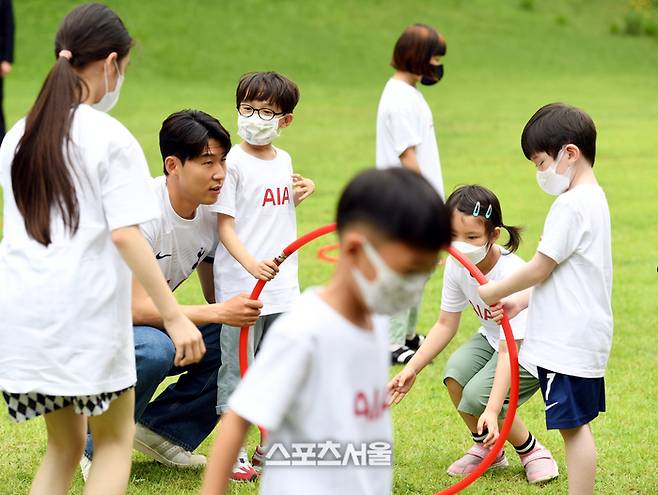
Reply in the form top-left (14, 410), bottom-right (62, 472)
top-left (11, 3), bottom-right (132, 245)
top-left (446, 184), bottom-right (523, 253)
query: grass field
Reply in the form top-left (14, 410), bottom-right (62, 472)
top-left (1, 0), bottom-right (657, 493)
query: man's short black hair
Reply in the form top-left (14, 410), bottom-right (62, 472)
top-left (159, 109), bottom-right (231, 175)
top-left (336, 168), bottom-right (451, 251)
top-left (521, 102), bottom-right (597, 166)
top-left (236, 72), bottom-right (300, 114)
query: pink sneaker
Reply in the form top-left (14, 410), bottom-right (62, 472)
top-left (447, 443), bottom-right (508, 476)
top-left (518, 443), bottom-right (559, 484)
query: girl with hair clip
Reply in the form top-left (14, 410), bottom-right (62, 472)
top-left (0, 4), bottom-right (203, 494)
top-left (389, 185), bottom-right (559, 485)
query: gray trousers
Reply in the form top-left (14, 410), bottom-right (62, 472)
top-left (389, 304), bottom-right (420, 347)
top-left (216, 313), bottom-right (281, 414)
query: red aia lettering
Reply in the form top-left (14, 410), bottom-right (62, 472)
top-left (262, 187), bottom-right (290, 206)
top-left (354, 389), bottom-right (388, 421)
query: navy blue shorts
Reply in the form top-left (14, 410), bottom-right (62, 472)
top-left (537, 366), bottom-right (606, 430)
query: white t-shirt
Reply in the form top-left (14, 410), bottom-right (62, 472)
top-left (375, 78), bottom-right (444, 198)
top-left (0, 105), bottom-right (159, 395)
top-left (210, 144), bottom-right (299, 315)
top-left (229, 289), bottom-right (392, 495)
top-left (139, 176), bottom-right (217, 291)
top-left (441, 247), bottom-right (537, 377)
top-left (521, 185), bottom-right (613, 378)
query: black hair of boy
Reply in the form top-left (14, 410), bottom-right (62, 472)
top-left (160, 109), bottom-right (231, 175)
top-left (446, 185), bottom-right (522, 253)
top-left (521, 102), bottom-right (597, 166)
top-left (337, 168), bottom-right (451, 251)
top-left (236, 72), bottom-right (300, 115)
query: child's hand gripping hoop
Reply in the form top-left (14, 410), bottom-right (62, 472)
top-left (237, 227), bottom-right (519, 495)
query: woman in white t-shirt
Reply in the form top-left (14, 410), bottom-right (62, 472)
top-left (389, 185), bottom-right (559, 484)
top-left (376, 23), bottom-right (447, 364)
top-left (0, 5), bottom-right (203, 493)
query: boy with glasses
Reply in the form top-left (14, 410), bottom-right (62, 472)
top-left (210, 71), bottom-right (315, 480)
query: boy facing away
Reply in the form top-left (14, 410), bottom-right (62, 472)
top-left (201, 168), bottom-right (452, 495)
top-left (209, 71), bottom-right (315, 478)
top-left (480, 102), bottom-right (613, 495)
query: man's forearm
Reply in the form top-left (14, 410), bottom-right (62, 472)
top-left (133, 300), bottom-right (218, 328)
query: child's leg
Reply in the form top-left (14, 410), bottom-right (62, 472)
top-left (560, 424), bottom-right (596, 495)
top-left (389, 308), bottom-right (412, 349)
top-left (84, 389), bottom-right (135, 495)
top-left (443, 333), bottom-right (495, 437)
top-left (444, 377), bottom-right (479, 432)
top-left (536, 366), bottom-right (605, 491)
top-left (217, 323), bottom-right (242, 415)
top-left (496, 366), bottom-right (544, 448)
top-left (404, 304), bottom-right (420, 340)
top-left (30, 406), bottom-right (86, 495)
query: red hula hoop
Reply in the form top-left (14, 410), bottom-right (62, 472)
top-left (237, 226), bottom-right (519, 495)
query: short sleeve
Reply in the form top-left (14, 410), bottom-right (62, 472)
top-left (440, 259), bottom-right (470, 313)
top-left (385, 107), bottom-right (422, 157)
top-left (138, 218), bottom-right (159, 250)
top-left (229, 326), bottom-right (312, 431)
top-left (537, 199), bottom-right (584, 264)
top-left (101, 138), bottom-right (159, 230)
top-left (210, 161), bottom-right (238, 218)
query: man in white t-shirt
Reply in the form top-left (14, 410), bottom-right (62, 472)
top-left (82, 110), bottom-right (262, 480)
top-left (480, 103), bottom-right (613, 495)
top-left (375, 24), bottom-right (447, 364)
top-left (201, 168), bottom-right (452, 495)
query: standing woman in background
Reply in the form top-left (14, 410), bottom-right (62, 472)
top-left (0, 0), bottom-right (14, 142)
top-left (0, 4), bottom-right (204, 495)
top-left (376, 23), bottom-right (447, 364)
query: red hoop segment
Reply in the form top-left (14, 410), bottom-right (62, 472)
top-left (316, 242), bottom-right (340, 264)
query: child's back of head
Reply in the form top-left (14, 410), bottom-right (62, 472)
top-left (337, 168), bottom-right (451, 251)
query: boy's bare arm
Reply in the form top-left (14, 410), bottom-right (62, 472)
top-left (218, 213), bottom-right (279, 281)
top-left (201, 410), bottom-right (251, 495)
top-left (480, 252), bottom-right (556, 305)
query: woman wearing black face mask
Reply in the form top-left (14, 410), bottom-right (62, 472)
top-left (375, 23), bottom-right (447, 365)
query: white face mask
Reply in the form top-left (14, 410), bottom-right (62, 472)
top-left (92, 60), bottom-right (124, 113)
top-left (451, 240), bottom-right (490, 265)
top-left (237, 113), bottom-right (281, 145)
top-left (351, 241), bottom-right (432, 316)
top-left (536, 148), bottom-right (574, 196)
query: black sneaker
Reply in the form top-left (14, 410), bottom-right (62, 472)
top-left (405, 334), bottom-right (425, 351)
top-left (391, 345), bottom-right (416, 365)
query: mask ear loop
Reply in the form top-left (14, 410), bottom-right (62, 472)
top-left (472, 201), bottom-right (481, 216)
top-left (485, 204), bottom-right (493, 219)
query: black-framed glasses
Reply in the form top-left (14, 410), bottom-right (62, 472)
top-left (237, 103), bottom-right (285, 121)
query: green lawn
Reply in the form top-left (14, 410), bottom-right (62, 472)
top-left (1, 0), bottom-right (657, 493)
